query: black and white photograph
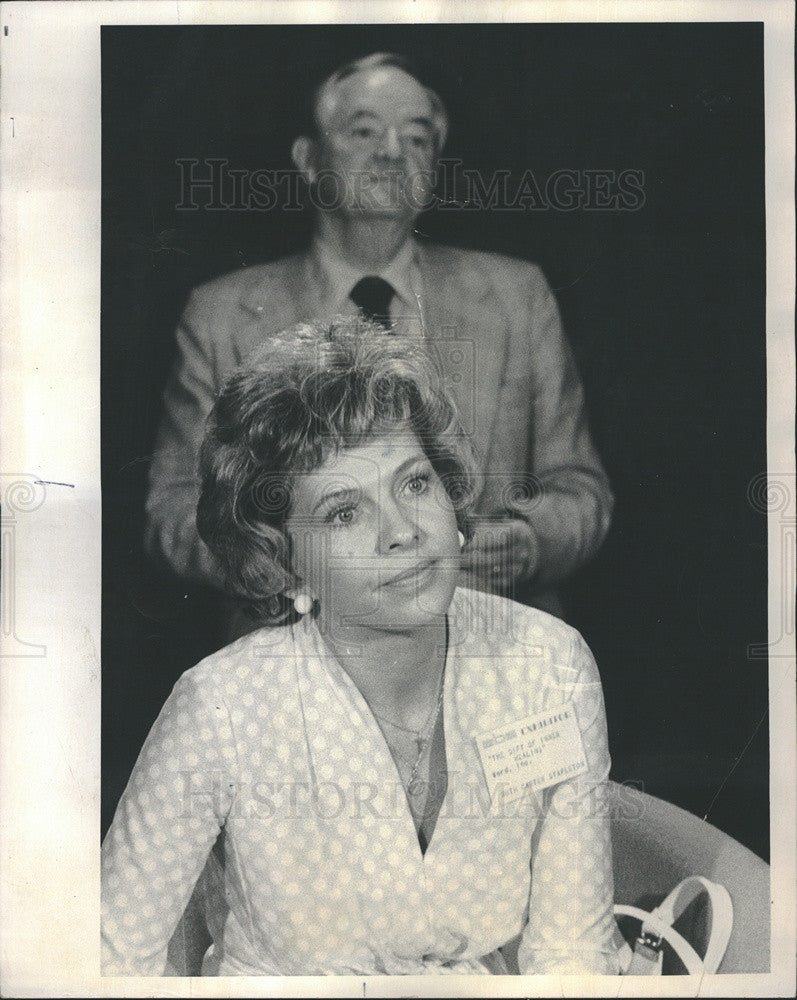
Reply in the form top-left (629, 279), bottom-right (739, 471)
top-left (1, 1), bottom-right (794, 995)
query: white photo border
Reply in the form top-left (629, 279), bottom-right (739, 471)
top-left (0, 1), bottom-right (793, 996)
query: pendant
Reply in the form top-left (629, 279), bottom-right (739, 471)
top-left (407, 776), bottom-right (427, 798)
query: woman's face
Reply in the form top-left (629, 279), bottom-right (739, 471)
top-left (285, 427), bottom-right (461, 636)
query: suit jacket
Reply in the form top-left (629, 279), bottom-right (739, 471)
top-left (144, 241), bottom-right (613, 605)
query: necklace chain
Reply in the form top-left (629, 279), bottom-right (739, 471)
top-left (366, 618), bottom-right (449, 799)
top-left (370, 706), bottom-right (428, 738)
top-left (374, 663), bottom-right (445, 796)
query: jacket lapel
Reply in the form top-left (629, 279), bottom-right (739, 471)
top-left (417, 244), bottom-right (509, 467)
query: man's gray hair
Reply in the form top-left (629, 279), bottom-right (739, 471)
top-left (312, 52), bottom-right (448, 152)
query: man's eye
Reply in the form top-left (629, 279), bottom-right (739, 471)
top-left (352, 126), bottom-right (377, 140)
top-left (404, 132), bottom-right (432, 149)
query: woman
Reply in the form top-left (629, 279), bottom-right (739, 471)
top-left (102, 318), bottom-right (621, 976)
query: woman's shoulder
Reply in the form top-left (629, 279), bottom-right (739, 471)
top-left (451, 586), bottom-right (584, 644)
top-left (450, 587), bottom-right (597, 685)
top-left (173, 620), bottom-right (312, 698)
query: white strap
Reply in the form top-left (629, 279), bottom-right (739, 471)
top-left (614, 875), bottom-right (733, 976)
top-left (614, 904), bottom-right (705, 974)
top-left (646, 875), bottom-right (733, 974)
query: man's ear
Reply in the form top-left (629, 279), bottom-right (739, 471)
top-left (435, 120), bottom-right (448, 156)
top-left (291, 136), bottom-right (317, 184)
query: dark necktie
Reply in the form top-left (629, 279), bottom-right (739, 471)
top-left (349, 276), bottom-right (395, 331)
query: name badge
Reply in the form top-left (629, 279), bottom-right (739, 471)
top-left (474, 701), bottom-right (588, 805)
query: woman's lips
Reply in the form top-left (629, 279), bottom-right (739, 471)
top-left (381, 559), bottom-right (436, 589)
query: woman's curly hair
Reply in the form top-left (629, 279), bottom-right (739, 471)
top-left (197, 317), bottom-right (477, 625)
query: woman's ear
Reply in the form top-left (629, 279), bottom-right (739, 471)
top-left (291, 136), bottom-right (317, 184)
top-left (284, 586), bottom-right (316, 617)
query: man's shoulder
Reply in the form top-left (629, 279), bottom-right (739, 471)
top-left (419, 241), bottom-right (547, 287)
top-left (187, 253), bottom-right (307, 308)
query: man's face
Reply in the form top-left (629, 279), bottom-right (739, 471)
top-left (310, 66), bottom-right (439, 220)
top-left (285, 428), bottom-right (461, 640)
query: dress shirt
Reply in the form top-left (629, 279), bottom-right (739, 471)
top-left (304, 234), bottom-right (426, 338)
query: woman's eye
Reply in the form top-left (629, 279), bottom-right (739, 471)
top-left (325, 504), bottom-right (357, 527)
top-left (404, 473), bottom-right (430, 496)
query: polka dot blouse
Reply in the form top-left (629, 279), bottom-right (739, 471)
top-left (102, 588), bottom-right (621, 976)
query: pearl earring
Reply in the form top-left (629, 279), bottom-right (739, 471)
top-left (293, 592), bottom-right (314, 615)
top-left (458, 530), bottom-right (466, 549)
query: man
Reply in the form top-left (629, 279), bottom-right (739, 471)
top-left (145, 52), bottom-right (613, 615)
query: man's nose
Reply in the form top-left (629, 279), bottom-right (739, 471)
top-left (376, 126), bottom-right (404, 161)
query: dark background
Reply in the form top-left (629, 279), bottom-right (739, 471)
top-left (102, 23), bottom-right (769, 859)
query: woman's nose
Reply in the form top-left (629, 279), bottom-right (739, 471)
top-left (378, 501), bottom-right (420, 552)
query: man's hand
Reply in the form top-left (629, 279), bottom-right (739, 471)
top-left (459, 517), bottom-right (537, 594)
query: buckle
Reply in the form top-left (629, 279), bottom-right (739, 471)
top-left (634, 930), bottom-right (663, 960)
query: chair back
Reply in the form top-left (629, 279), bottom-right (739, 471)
top-left (609, 780), bottom-right (770, 973)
